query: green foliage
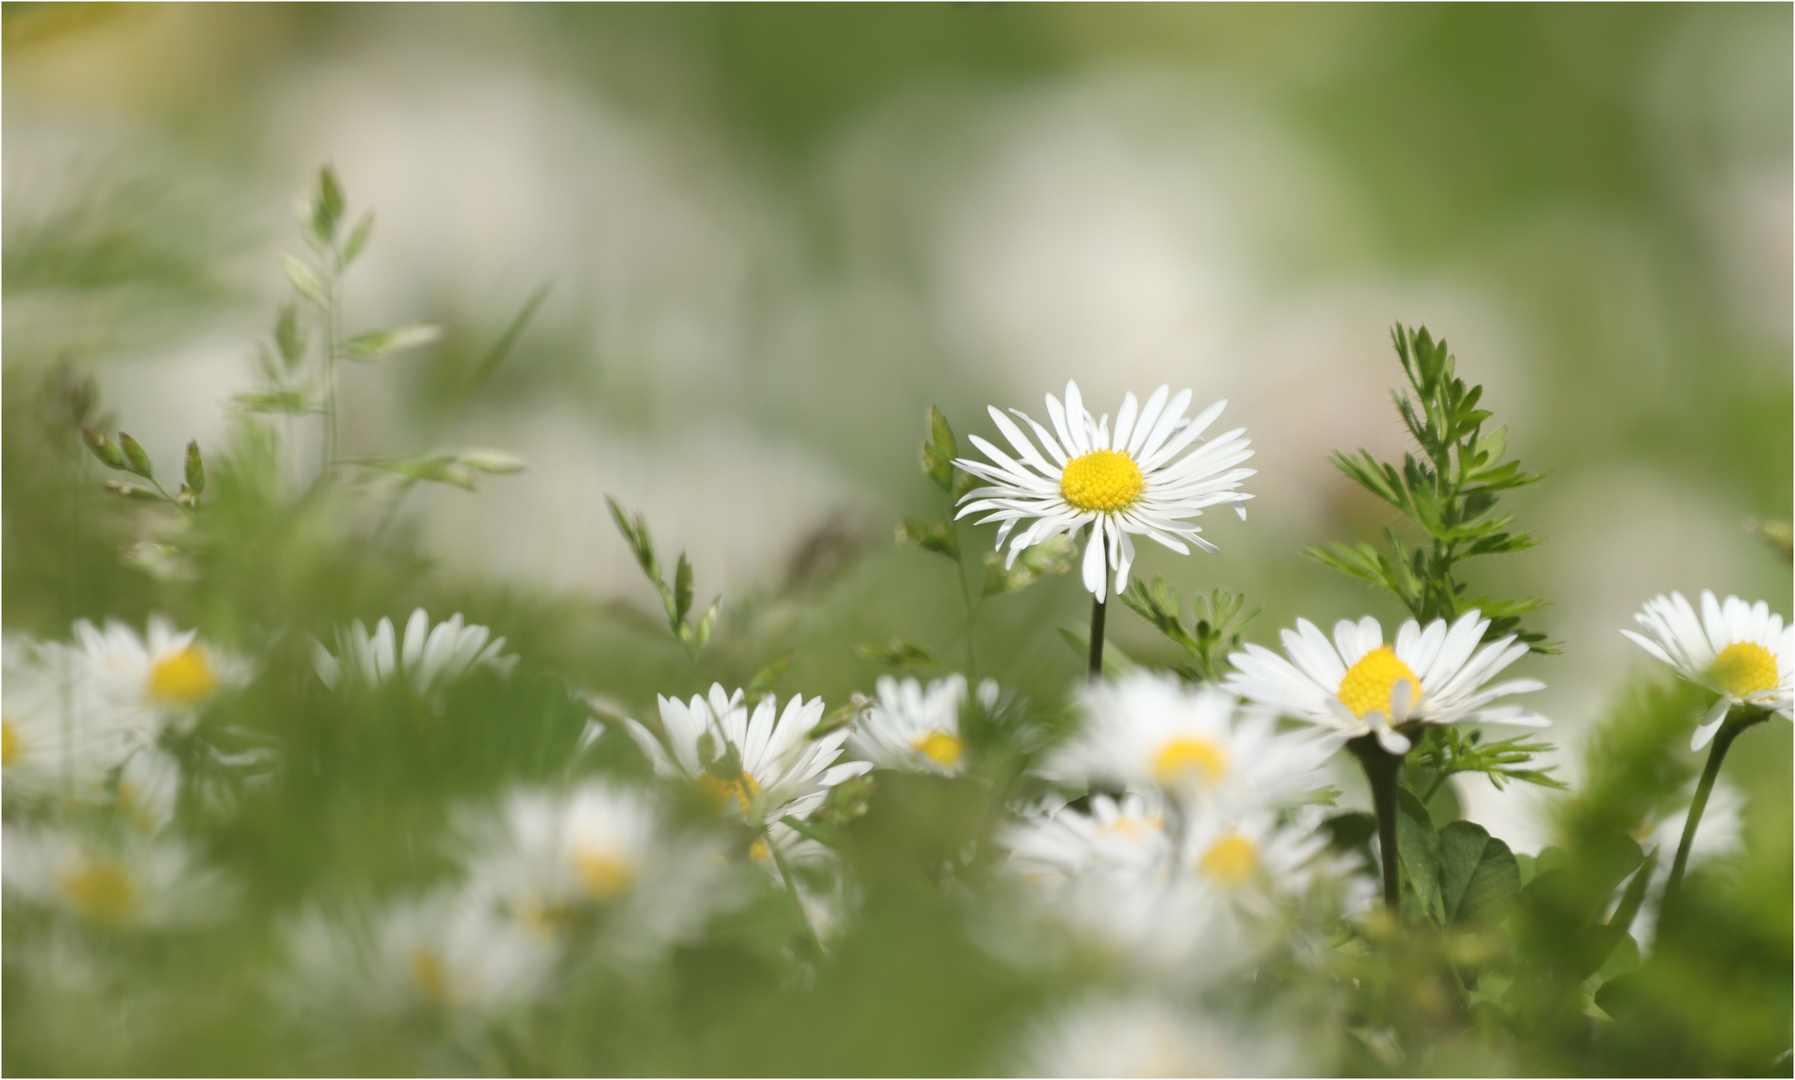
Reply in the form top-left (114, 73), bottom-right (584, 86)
top-left (605, 495), bottom-right (718, 657)
top-left (1118, 576), bottom-right (1257, 683)
top-left (1405, 724), bottom-right (1565, 802)
top-left (1308, 324), bottom-right (1553, 652)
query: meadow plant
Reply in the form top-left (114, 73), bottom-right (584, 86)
top-left (3, 167), bottom-right (1789, 1076)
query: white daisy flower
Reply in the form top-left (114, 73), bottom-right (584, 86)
top-left (1010, 994), bottom-right (1298, 1079)
top-left (996, 865), bottom-right (1241, 986)
top-left (311, 608), bottom-right (517, 696)
top-left (2, 637), bottom-right (133, 803)
top-left (623, 684), bottom-right (872, 823)
top-left (461, 781), bottom-right (736, 964)
top-left (280, 890), bottom-right (555, 1019)
top-left (1225, 609), bottom-right (1548, 754)
top-left (1002, 792), bottom-right (1174, 882)
top-left (1180, 808), bottom-right (1354, 927)
top-left (1049, 674), bottom-right (1336, 810)
top-left (953, 380), bottom-right (1255, 601)
top-left (72, 616), bottom-right (248, 734)
top-left (847, 673), bottom-right (994, 774)
top-left (1621, 590), bottom-right (1793, 749)
top-left (2, 824), bottom-right (231, 930)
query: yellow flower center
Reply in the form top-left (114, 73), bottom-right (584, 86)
top-left (1197, 832), bottom-right (1258, 888)
top-left (1, 718), bottom-right (20, 766)
top-left (59, 861), bottom-right (138, 924)
top-left (146, 646), bottom-right (218, 706)
top-left (748, 838), bottom-right (771, 861)
top-left (1099, 813), bottom-right (1165, 840)
top-left (913, 731), bottom-right (965, 767)
top-left (571, 848), bottom-right (636, 900)
top-left (1059, 449), bottom-right (1145, 513)
top-left (1337, 646), bottom-right (1420, 720)
top-left (1708, 641), bottom-right (1778, 698)
top-left (697, 769), bottom-right (761, 813)
top-left (1151, 736), bottom-right (1229, 785)
top-left (409, 947), bottom-right (450, 1005)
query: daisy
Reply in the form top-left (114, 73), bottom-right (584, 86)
top-left (72, 616), bottom-right (248, 734)
top-left (1048, 674), bottom-right (1336, 809)
top-left (1181, 808), bottom-right (1351, 925)
top-left (847, 673), bottom-right (994, 774)
top-left (1225, 609), bottom-right (1548, 754)
top-left (1621, 590), bottom-right (1793, 749)
top-left (280, 890), bottom-right (554, 1019)
top-left (2, 824), bottom-right (231, 930)
top-left (1002, 792), bottom-right (1175, 882)
top-left (954, 381), bottom-right (1254, 601)
top-left (312, 608), bottom-right (517, 697)
top-left (623, 684), bottom-right (872, 824)
top-left (460, 781), bottom-right (735, 964)
top-left (1010, 994), bottom-right (1297, 1079)
top-left (2, 637), bottom-right (132, 803)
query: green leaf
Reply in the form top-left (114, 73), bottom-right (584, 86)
top-left (921, 406), bottom-right (958, 492)
top-left (275, 303), bottom-right (307, 369)
top-left (748, 651), bottom-right (795, 695)
top-left (1437, 820), bottom-right (1520, 925)
top-left (116, 432), bottom-right (153, 479)
top-left (1395, 786), bottom-right (1442, 922)
top-left (281, 253), bottom-right (326, 305)
top-left (341, 210), bottom-right (374, 266)
top-left (183, 440), bottom-right (205, 495)
top-left (311, 164), bottom-right (345, 246)
top-left (343, 324), bottom-right (441, 361)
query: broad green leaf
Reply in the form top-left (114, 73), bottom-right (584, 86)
top-left (1395, 786), bottom-right (1442, 922)
top-left (1438, 820), bottom-right (1520, 925)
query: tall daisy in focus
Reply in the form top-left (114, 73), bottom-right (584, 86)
top-left (1226, 608), bottom-right (1547, 909)
top-left (1621, 589), bottom-right (1791, 899)
top-left (954, 381), bottom-right (1253, 676)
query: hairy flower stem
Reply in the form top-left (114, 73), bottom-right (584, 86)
top-left (1088, 594), bottom-right (1107, 682)
top-left (1665, 705), bottom-right (1768, 902)
top-left (1348, 734), bottom-right (1404, 911)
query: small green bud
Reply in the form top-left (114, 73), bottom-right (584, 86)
top-left (311, 164), bottom-right (345, 246)
top-left (81, 426), bottom-right (125, 470)
top-left (457, 449), bottom-right (526, 474)
top-left (342, 210), bottom-right (375, 266)
top-left (116, 432), bottom-right (153, 479)
top-left (184, 440), bottom-right (205, 495)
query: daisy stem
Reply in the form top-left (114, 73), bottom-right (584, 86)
top-left (1665, 704), bottom-right (1768, 902)
top-left (1348, 734), bottom-right (1404, 912)
top-left (767, 831), bottom-right (826, 961)
top-left (1087, 594), bottom-right (1107, 682)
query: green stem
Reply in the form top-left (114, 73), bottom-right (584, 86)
top-left (322, 266), bottom-right (341, 478)
top-left (953, 542), bottom-right (980, 680)
top-left (1665, 705), bottom-right (1768, 901)
top-left (766, 830), bottom-right (825, 960)
top-left (1087, 593), bottom-right (1107, 682)
top-left (1348, 734), bottom-right (1405, 912)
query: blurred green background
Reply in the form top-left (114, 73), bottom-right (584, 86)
top-left (3, 0), bottom-right (1790, 1027)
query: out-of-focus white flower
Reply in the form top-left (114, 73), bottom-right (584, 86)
top-left (1621, 590), bottom-right (1793, 749)
top-left (1181, 808), bottom-right (1350, 925)
top-left (1003, 867), bottom-right (1237, 985)
top-left (2, 636), bottom-right (132, 802)
top-left (1010, 993), bottom-right (1300, 1078)
top-left (1226, 609), bottom-right (1548, 754)
top-left (848, 674), bottom-right (992, 774)
top-left (280, 890), bottom-right (555, 1019)
top-left (72, 616), bottom-right (249, 734)
top-left (1622, 779), bottom-right (1746, 952)
top-left (1002, 792), bottom-right (1174, 882)
top-left (312, 608), bottom-right (517, 696)
top-left (955, 380), bottom-right (1253, 602)
top-left (624, 684), bottom-right (871, 823)
top-left (2, 824), bottom-right (231, 930)
top-left (461, 781), bottom-right (736, 965)
top-left (1050, 674), bottom-right (1335, 809)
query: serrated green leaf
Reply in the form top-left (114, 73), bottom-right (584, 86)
top-left (343, 324), bottom-right (441, 361)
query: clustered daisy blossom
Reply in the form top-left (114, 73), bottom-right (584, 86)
top-left (846, 673), bottom-right (997, 775)
top-left (954, 381), bottom-right (1254, 601)
top-left (313, 608), bottom-right (517, 696)
top-left (1226, 609), bottom-right (1549, 754)
top-left (1621, 590), bottom-right (1793, 748)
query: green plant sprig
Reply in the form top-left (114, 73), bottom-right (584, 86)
top-left (1118, 576), bottom-right (1258, 683)
top-left (606, 495), bottom-right (719, 658)
top-left (1405, 724), bottom-right (1567, 804)
top-left (1308, 324), bottom-right (1555, 653)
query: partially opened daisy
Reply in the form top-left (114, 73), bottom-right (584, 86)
top-left (313, 608), bottom-right (517, 696)
top-left (1621, 590), bottom-right (1792, 749)
top-left (1048, 674), bottom-right (1335, 810)
top-left (847, 673), bottom-right (993, 774)
top-left (1225, 609), bottom-right (1548, 754)
top-left (623, 684), bottom-right (871, 824)
top-left (954, 381), bottom-right (1254, 602)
